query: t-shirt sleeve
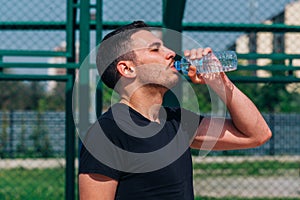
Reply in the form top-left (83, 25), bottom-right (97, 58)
top-left (78, 117), bottom-right (125, 181)
top-left (79, 143), bottom-right (123, 181)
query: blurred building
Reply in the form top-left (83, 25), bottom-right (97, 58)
top-left (236, 0), bottom-right (300, 80)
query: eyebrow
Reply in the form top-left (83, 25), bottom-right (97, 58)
top-left (148, 42), bottom-right (162, 48)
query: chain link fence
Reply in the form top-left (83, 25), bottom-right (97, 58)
top-left (1, 0), bottom-right (300, 199)
top-left (0, 111), bottom-right (65, 158)
top-left (0, 110), bottom-right (299, 199)
top-left (0, 0), bottom-right (66, 52)
top-left (0, 81), bottom-right (66, 200)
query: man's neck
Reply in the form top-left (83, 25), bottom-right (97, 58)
top-left (119, 88), bottom-right (165, 123)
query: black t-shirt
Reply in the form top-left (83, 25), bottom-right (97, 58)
top-left (79, 103), bottom-right (202, 200)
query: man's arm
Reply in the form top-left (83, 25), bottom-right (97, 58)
top-left (79, 173), bottom-right (118, 200)
top-left (186, 48), bottom-right (272, 150)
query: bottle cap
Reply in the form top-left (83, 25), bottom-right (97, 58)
top-left (174, 61), bottom-right (181, 72)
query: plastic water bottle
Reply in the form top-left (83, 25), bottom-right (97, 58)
top-left (174, 51), bottom-right (238, 74)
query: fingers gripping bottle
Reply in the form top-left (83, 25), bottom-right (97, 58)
top-left (174, 51), bottom-right (238, 74)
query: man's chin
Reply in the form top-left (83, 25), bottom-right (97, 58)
top-left (165, 77), bottom-right (180, 90)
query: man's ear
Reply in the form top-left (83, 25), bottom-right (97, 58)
top-left (116, 61), bottom-right (136, 78)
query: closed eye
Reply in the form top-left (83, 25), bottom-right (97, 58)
top-left (148, 42), bottom-right (162, 52)
top-left (150, 48), bottom-right (159, 52)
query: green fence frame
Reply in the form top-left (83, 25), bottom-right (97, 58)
top-left (1, 0), bottom-right (300, 199)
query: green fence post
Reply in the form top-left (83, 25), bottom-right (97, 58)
top-left (65, 75), bottom-right (76, 200)
top-left (95, 0), bottom-right (103, 118)
top-left (79, 0), bottom-right (90, 134)
top-left (162, 0), bottom-right (186, 107)
top-left (65, 0), bottom-right (77, 199)
top-left (78, 0), bottom-right (91, 196)
top-left (0, 56), bottom-right (3, 73)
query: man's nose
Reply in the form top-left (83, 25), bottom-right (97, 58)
top-left (164, 47), bottom-right (176, 59)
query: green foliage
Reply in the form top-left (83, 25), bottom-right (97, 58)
top-left (0, 81), bottom-right (43, 110)
top-left (0, 81), bottom-right (65, 111)
top-left (42, 82), bottom-right (65, 111)
top-left (236, 82), bottom-right (300, 113)
top-left (232, 59), bottom-right (300, 113)
top-left (190, 83), bottom-right (212, 113)
top-left (101, 83), bottom-right (120, 111)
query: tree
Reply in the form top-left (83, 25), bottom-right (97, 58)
top-left (0, 81), bottom-right (44, 110)
top-left (43, 82), bottom-right (65, 111)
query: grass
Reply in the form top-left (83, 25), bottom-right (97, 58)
top-left (193, 160), bottom-right (299, 199)
top-left (195, 197), bottom-right (300, 200)
top-left (193, 160), bottom-right (299, 177)
top-left (0, 167), bottom-right (65, 200)
top-left (0, 160), bottom-right (298, 199)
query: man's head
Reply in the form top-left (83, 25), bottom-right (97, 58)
top-left (96, 21), bottom-right (178, 92)
top-left (96, 21), bottom-right (149, 89)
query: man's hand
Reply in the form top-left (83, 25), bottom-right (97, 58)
top-left (184, 47), bottom-right (234, 103)
top-left (184, 47), bottom-right (224, 84)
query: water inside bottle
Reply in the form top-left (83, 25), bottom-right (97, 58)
top-left (174, 51), bottom-right (237, 74)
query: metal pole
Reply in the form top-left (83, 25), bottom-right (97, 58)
top-left (95, 0), bottom-right (103, 118)
top-left (162, 0), bottom-right (186, 107)
top-left (65, 0), bottom-right (77, 199)
top-left (65, 75), bottom-right (75, 200)
top-left (0, 56), bottom-right (3, 73)
top-left (79, 0), bottom-right (90, 134)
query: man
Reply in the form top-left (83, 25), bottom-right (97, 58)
top-left (79, 21), bottom-right (271, 200)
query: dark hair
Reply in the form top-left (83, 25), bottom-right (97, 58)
top-left (96, 21), bottom-right (149, 89)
